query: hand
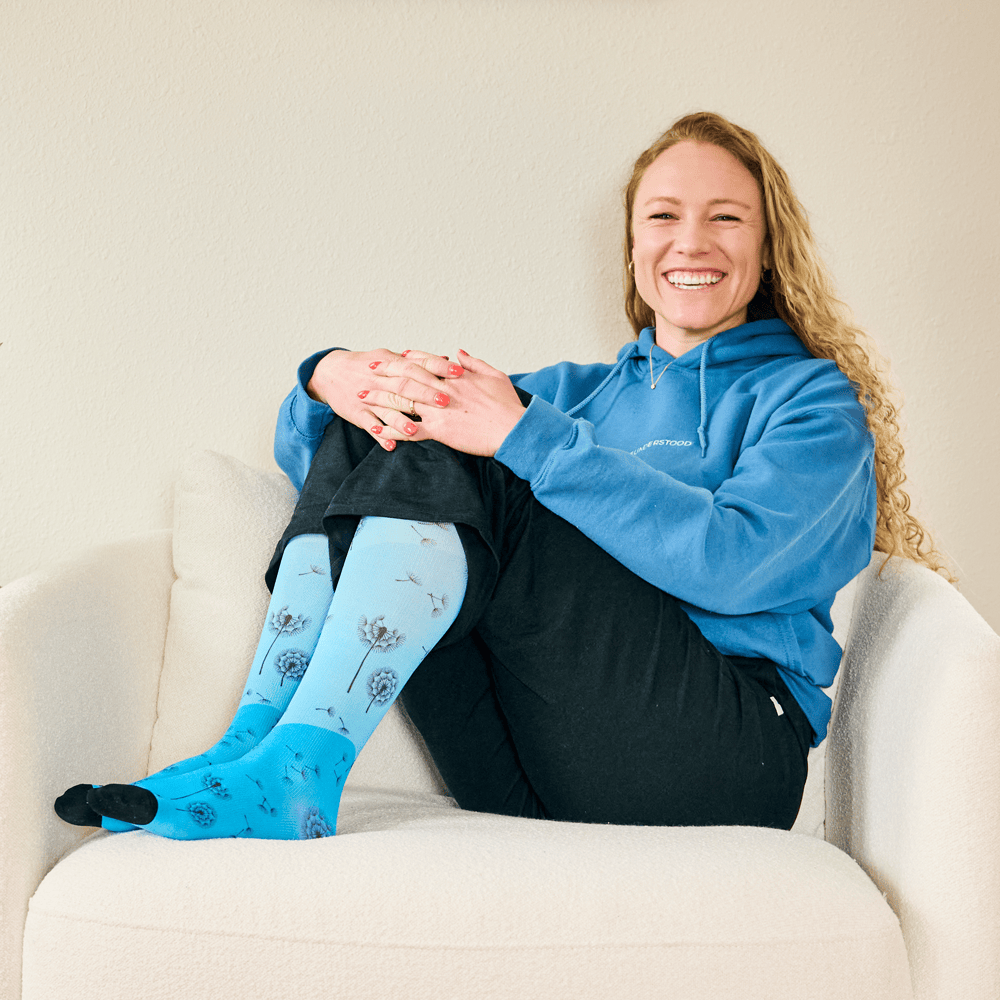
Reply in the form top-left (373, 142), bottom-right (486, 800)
top-left (307, 348), bottom-right (465, 451)
top-left (412, 349), bottom-right (526, 457)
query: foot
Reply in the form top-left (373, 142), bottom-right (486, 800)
top-left (87, 723), bottom-right (355, 840)
top-left (54, 784), bottom-right (104, 827)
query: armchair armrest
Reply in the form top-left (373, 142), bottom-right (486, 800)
top-left (0, 531), bottom-right (174, 999)
top-left (827, 555), bottom-right (1000, 1000)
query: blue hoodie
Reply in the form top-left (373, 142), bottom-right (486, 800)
top-left (274, 319), bottom-right (876, 746)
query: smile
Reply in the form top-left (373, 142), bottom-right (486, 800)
top-left (666, 270), bottom-right (725, 288)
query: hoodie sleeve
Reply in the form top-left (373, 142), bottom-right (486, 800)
top-left (494, 378), bottom-right (876, 616)
top-left (274, 349), bottom-right (338, 492)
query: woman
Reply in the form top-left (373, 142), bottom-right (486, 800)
top-left (57, 111), bottom-right (943, 839)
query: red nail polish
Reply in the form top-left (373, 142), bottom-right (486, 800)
top-left (433, 392), bottom-right (449, 406)
top-left (404, 422), bottom-right (417, 435)
top-left (371, 425), bottom-right (382, 435)
top-left (384, 439), bottom-right (396, 451)
top-left (369, 361), bottom-right (381, 369)
top-left (401, 350), bottom-right (411, 357)
top-left (357, 390), bottom-right (369, 399)
top-left (448, 364), bottom-right (463, 377)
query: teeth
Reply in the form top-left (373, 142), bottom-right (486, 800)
top-left (667, 271), bottom-right (724, 286)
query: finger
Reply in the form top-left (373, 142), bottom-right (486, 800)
top-left (455, 349), bottom-right (498, 375)
top-left (400, 349), bottom-right (449, 362)
top-left (377, 356), bottom-right (465, 383)
top-left (363, 384), bottom-right (451, 411)
top-left (371, 406), bottom-right (423, 441)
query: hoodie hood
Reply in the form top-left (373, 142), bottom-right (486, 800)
top-left (623, 319), bottom-right (808, 371)
top-left (614, 320), bottom-right (808, 457)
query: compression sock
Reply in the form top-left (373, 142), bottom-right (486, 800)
top-left (55, 532), bottom-right (333, 830)
top-left (88, 517), bottom-right (466, 840)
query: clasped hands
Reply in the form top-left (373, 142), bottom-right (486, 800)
top-left (306, 348), bottom-right (527, 457)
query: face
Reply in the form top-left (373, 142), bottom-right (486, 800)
top-left (631, 141), bottom-right (766, 352)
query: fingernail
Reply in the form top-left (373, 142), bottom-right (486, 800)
top-left (369, 361), bottom-right (381, 369)
top-left (384, 439), bottom-right (396, 451)
top-left (433, 392), bottom-right (450, 406)
top-left (448, 364), bottom-right (463, 377)
top-left (371, 425), bottom-right (382, 435)
top-left (357, 390), bottom-right (369, 399)
top-left (401, 350), bottom-right (411, 357)
top-left (458, 349), bottom-right (469, 355)
top-left (404, 421), bottom-right (417, 435)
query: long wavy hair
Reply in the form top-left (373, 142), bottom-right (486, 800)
top-left (623, 111), bottom-right (951, 578)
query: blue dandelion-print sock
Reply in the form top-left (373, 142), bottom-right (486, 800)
top-left (63, 532), bottom-right (334, 833)
top-left (87, 517), bottom-right (466, 840)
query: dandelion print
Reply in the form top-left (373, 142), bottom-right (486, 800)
top-left (283, 761), bottom-right (320, 784)
top-left (233, 815), bottom-right (253, 838)
top-left (245, 688), bottom-right (273, 704)
top-left (301, 807), bottom-right (334, 839)
top-left (181, 801), bottom-right (217, 828)
top-left (410, 525), bottom-right (437, 546)
top-left (220, 726), bottom-right (257, 748)
top-left (274, 648), bottom-right (310, 686)
top-left (298, 564), bottom-right (327, 577)
top-left (170, 773), bottom-right (232, 800)
top-left (428, 592), bottom-right (449, 618)
top-left (348, 615), bottom-right (404, 692)
top-left (396, 571), bottom-right (422, 585)
top-left (366, 667), bottom-right (400, 713)
top-left (259, 606), bottom-right (312, 673)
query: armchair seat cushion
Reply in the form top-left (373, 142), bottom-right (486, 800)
top-left (24, 788), bottom-right (911, 1000)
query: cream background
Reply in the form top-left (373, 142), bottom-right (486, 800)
top-left (2, 0), bottom-right (998, 632)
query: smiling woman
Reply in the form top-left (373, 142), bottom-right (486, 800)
top-left (630, 141), bottom-right (766, 354)
top-left (58, 110), bottom-right (947, 844)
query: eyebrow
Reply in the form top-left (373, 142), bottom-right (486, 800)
top-left (645, 196), bottom-right (754, 211)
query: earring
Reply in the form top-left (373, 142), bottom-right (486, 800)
top-left (628, 260), bottom-right (635, 274)
top-left (761, 267), bottom-right (773, 283)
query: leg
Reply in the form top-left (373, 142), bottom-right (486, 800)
top-left (293, 415), bottom-right (811, 828)
top-left (55, 420), bottom-right (374, 830)
top-left (406, 492), bottom-right (813, 829)
top-left (87, 514), bottom-right (469, 839)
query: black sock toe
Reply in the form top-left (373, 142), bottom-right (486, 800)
top-left (87, 784), bottom-right (158, 825)
top-left (54, 784), bottom-right (105, 827)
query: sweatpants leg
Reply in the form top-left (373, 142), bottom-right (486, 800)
top-left (267, 411), bottom-right (813, 829)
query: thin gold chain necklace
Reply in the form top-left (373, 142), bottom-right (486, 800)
top-left (649, 352), bottom-right (675, 389)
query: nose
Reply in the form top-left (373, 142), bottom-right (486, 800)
top-left (671, 218), bottom-right (713, 256)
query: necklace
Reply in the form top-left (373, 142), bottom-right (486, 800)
top-left (649, 352), bottom-right (675, 389)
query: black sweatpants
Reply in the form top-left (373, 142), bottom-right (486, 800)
top-left (266, 404), bottom-right (813, 830)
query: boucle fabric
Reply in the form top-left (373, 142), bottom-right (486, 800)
top-left (9, 450), bottom-right (997, 1000)
top-left (24, 804), bottom-right (910, 1000)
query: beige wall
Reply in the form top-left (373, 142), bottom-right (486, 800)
top-left (3, 0), bottom-right (998, 633)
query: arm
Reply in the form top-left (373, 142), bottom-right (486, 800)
top-left (493, 387), bottom-right (875, 616)
top-left (274, 350), bottom-right (338, 491)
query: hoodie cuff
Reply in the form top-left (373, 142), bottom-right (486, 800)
top-left (495, 395), bottom-right (578, 484)
top-left (288, 348), bottom-right (339, 440)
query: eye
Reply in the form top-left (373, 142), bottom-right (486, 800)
top-left (712, 214), bottom-right (740, 222)
top-left (650, 212), bottom-right (676, 220)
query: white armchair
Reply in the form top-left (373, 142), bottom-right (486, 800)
top-left (2, 451), bottom-right (997, 1000)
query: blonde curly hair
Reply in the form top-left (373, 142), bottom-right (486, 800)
top-left (623, 111), bottom-right (951, 578)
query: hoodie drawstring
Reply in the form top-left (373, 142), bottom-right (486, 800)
top-left (697, 341), bottom-right (709, 457)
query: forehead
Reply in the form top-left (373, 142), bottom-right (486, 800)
top-left (635, 141), bottom-right (761, 209)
